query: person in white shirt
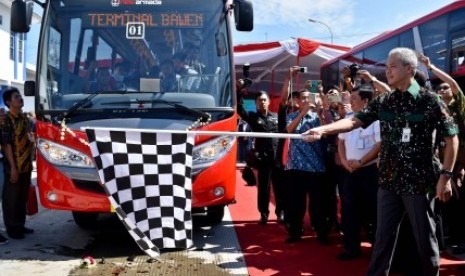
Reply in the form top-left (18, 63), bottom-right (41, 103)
top-left (337, 86), bottom-right (381, 260)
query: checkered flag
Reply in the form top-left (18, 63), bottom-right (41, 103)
top-left (85, 128), bottom-right (195, 257)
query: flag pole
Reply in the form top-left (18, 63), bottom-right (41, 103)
top-left (81, 127), bottom-right (305, 140)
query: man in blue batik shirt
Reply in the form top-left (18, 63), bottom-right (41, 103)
top-left (284, 90), bottom-right (331, 244)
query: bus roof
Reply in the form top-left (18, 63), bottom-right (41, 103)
top-left (321, 0), bottom-right (465, 68)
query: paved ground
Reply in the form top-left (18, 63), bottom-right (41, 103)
top-left (0, 172), bottom-right (248, 276)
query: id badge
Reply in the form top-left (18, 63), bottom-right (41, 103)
top-left (402, 127), bottom-right (411, 142)
top-left (357, 139), bottom-right (364, 149)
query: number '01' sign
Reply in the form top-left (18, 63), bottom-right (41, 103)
top-left (126, 22), bottom-right (145, 39)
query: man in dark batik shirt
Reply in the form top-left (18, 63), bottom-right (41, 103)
top-left (302, 47), bottom-right (458, 276)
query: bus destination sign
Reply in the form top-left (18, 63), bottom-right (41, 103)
top-left (85, 13), bottom-right (203, 28)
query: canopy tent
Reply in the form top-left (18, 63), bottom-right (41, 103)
top-left (234, 38), bottom-right (350, 98)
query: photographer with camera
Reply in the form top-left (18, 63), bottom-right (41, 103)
top-left (236, 63), bottom-right (281, 225)
top-left (339, 63), bottom-right (361, 93)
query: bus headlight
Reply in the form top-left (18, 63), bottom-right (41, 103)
top-left (37, 138), bottom-right (95, 168)
top-left (192, 135), bottom-right (235, 174)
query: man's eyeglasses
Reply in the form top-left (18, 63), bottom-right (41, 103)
top-left (438, 85), bottom-right (450, 91)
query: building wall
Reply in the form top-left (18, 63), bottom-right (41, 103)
top-left (0, 0), bottom-right (39, 111)
top-left (0, 2), bottom-right (26, 84)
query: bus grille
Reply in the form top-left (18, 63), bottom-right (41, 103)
top-left (73, 180), bottom-right (106, 194)
top-left (75, 177), bottom-right (198, 194)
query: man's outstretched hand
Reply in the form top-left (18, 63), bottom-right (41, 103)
top-left (302, 128), bottom-right (323, 143)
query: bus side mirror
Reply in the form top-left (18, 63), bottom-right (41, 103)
top-left (10, 0), bottom-right (34, 33)
top-left (233, 0), bottom-right (253, 32)
top-left (24, 80), bottom-right (35, 96)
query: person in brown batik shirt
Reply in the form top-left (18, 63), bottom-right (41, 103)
top-left (1, 87), bottom-right (35, 240)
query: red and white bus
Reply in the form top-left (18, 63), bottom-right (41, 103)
top-left (10, 0), bottom-right (253, 227)
top-left (321, 1), bottom-right (465, 90)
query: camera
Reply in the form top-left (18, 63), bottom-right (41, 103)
top-left (327, 93), bottom-right (341, 104)
top-left (299, 67), bottom-right (308, 73)
top-left (242, 63), bottom-right (253, 88)
top-left (243, 78), bottom-right (253, 87)
top-left (348, 63), bottom-right (360, 79)
top-left (243, 63), bottom-right (251, 78)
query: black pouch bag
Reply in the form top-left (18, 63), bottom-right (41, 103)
top-left (242, 165), bottom-right (256, 186)
top-left (245, 149), bottom-right (261, 169)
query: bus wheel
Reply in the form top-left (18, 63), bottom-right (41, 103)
top-left (205, 205), bottom-right (225, 225)
top-left (72, 211), bottom-right (99, 229)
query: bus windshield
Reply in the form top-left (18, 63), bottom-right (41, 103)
top-left (37, 0), bottom-right (233, 113)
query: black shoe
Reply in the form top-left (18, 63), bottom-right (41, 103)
top-left (317, 235), bottom-right (330, 245)
top-left (22, 227), bottom-right (34, 234)
top-left (285, 236), bottom-right (302, 243)
top-left (452, 245), bottom-right (465, 255)
top-left (337, 250), bottom-right (362, 261)
top-left (7, 230), bottom-right (24, 240)
top-left (0, 234), bottom-right (8, 245)
top-left (259, 213), bottom-right (268, 225)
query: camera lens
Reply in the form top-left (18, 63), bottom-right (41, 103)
top-left (243, 63), bottom-right (251, 78)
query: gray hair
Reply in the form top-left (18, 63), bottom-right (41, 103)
top-left (388, 47), bottom-right (418, 74)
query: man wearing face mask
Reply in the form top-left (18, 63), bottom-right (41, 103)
top-left (112, 62), bottom-right (130, 89)
top-left (160, 59), bottom-right (180, 92)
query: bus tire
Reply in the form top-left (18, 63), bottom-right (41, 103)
top-left (205, 205), bottom-right (225, 225)
top-left (72, 211), bottom-right (99, 229)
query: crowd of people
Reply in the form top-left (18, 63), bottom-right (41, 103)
top-left (81, 44), bottom-right (204, 94)
top-left (2, 45), bottom-right (464, 275)
top-left (236, 47), bottom-right (465, 275)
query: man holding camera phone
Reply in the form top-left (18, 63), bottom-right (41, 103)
top-left (274, 66), bottom-right (303, 224)
top-left (284, 89), bottom-right (331, 244)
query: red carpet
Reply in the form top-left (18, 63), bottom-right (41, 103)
top-left (229, 168), bottom-right (465, 276)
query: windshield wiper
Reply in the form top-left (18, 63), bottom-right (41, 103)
top-left (102, 99), bottom-right (211, 122)
top-left (163, 100), bottom-right (211, 122)
top-left (61, 90), bottom-right (128, 120)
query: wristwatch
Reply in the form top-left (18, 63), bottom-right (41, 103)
top-left (440, 169), bottom-right (453, 178)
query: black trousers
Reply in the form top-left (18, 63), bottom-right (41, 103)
top-left (2, 171), bottom-right (32, 232)
top-left (237, 141), bottom-right (248, 162)
top-left (256, 161), bottom-right (283, 217)
top-left (367, 189), bottom-right (439, 276)
top-left (442, 181), bottom-right (465, 244)
top-left (286, 170), bottom-right (330, 238)
top-left (324, 154), bottom-right (341, 231)
top-left (340, 164), bottom-right (378, 253)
